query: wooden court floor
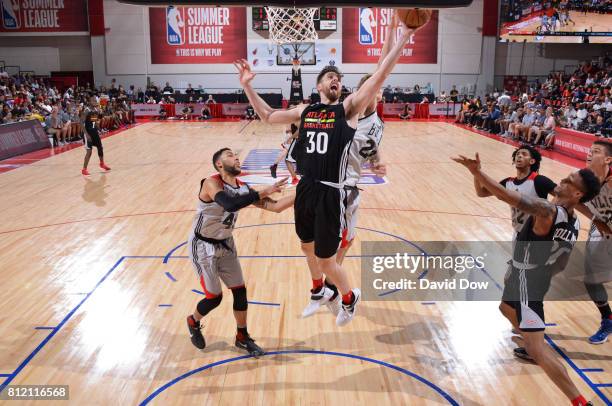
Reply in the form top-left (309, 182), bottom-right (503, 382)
top-left (0, 120), bottom-right (609, 405)
top-left (500, 12), bottom-right (611, 43)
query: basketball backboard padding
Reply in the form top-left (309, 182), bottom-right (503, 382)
top-left (119, 0), bottom-right (472, 7)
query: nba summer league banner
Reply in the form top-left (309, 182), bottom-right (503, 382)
top-left (149, 7), bottom-right (247, 64)
top-left (0, 0), bottom-right (88, 33)
top-left (342, 8), bottom-right (439, 64)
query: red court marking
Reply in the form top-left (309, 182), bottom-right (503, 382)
top-left (0, 206), bottom-right (511, 236)
top-left (0, 124), bottom-right (141, 174)
top-left (453, 123), bottom-right (585, 168)
top-left (0, 209), bottom-right (193, 236)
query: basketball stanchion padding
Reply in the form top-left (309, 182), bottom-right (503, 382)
top-left (118, 0), bottom-right (472, 8)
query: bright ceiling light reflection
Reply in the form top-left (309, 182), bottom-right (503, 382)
top-left (445, 302), bottom-right (509, 366)
top-left (77, 280), bottom-right (148, 374)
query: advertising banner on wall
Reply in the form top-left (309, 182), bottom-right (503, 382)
top-left (0, 0), bottom-right (88, 33)
top-left (149, 6), bottom-right (247, 64)
top-left (0, 120), bottom-right (49, 160)
top-left (342, 8), bottom-right (438, 64)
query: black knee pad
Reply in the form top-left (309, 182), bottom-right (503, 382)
top-left (196, 294), bottom-right (222, 316)
top-left (231, 286), bottom-right (248, 311)
top-left (585, 282), bottom-right (608, 304)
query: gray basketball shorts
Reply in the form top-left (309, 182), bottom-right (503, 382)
top-left (584, 236), bottom-right (612, 285)
top-left (188, 235), bottom-right (244, 298)
top-left (341, 188), bottom-right (361, 247)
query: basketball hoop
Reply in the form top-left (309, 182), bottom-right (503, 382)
top-left (265, 6), bottom-right (318, 44)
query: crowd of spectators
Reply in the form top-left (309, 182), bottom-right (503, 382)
top-left (455, 56), bottom-right (611, 148)
top-left (1, 74), bottom-right (134, 147)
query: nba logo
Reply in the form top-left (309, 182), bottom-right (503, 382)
top-left (358, 8), bottom-right (377, 45)
top-left (1, 0), bottom-right (21, 30)
top-left (166, 6), bottom-right (185, 45)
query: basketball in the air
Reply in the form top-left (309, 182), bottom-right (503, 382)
top-left (397, 9), bottom-right (432, 29)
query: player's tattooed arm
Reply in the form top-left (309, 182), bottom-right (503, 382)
top-left (516, 193), bottom-right (557, 218)
top-left (252, 197), bottom-right (277, 210)
top-left (253, 194), bottom-right (296, 213)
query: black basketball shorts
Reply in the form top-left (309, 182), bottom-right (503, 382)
top-left (294, 178), bottom-right (348, 259)
top-left (501, 265), bottom-right (553, 332)
top-left (84, 133), bottom-right (102, 150)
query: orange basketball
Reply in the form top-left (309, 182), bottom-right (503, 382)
top-left (397, 8), bottom-right (432, 30)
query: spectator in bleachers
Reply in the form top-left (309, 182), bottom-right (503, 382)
top-left (206, 95), bottom-right (216, 104)
top-left (199, 105), bottom-right (212, 120)
top-left (514, 107), bottom-right (535, 140)
top-left (449, 85), bottom-right (459, 102)
top-left (245, 105), bottom-right (257, 120)
top-left (399, 104), bottom-right (413, 120)
top-left (162, 82), bottom-right (174, 94)
top-left (185, 84), bottom-right (195, 95)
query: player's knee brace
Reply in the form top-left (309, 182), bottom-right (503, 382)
top-left (231, 286), bottom-right (248, 311)
top-left (196, 294), bottom-right (222, 316)
top-left (585, 282), bottom-right (608, 305)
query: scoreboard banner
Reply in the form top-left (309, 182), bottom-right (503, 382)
top-left (0, 0), bottom-right (88, 33)
top-left (149, 6), bottom-right (247, 64)
top-left (342, 8), bottom-right (438, 64)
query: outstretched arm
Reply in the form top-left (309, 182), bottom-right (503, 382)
top-left (452, 153), bottom-right (556, 218)
top-left (234, 59), bottom-right (305, 124)
top-left (252, 193), bottom-right (296, 213)
top-left (378, 12), bottom-right (399, 68)
top-left (345, 18), bottom-right (414, 118)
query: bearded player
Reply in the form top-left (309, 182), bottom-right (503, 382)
top-left (186, 148), bottom-right (295, 356)
top-left (236, 10), bottom-right (417, 326)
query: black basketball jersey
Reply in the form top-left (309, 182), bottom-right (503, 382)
top-left (290, 67), bottom-right (303, 104)
top-left (512, 206), bottom-right (579, 272)
top-left (295, 103), bottom-right (356, 185)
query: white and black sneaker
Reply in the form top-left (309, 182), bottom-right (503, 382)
top-left (326, 295), bottom-right (342, 316)
top-left (301, 286), bottom-right (334, 318)
top-left (336, 288), bottom-right (361, 327)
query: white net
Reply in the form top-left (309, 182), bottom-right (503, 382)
top-left (265, 6), bottom-right (318, 45)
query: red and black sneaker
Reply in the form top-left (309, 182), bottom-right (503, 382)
top-left (100, 163), bottom-right (111, 171)
top-left (235, 332), bottom-right (265, 358)
top-left (186, 315), bottom-right (206, 349)
top-left (81, 168), bottom-right (90, 176)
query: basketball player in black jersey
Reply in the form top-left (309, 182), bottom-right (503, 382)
top-left (454, 153), bottom-right (600, 406)
top-left (235, 11), bottom-right (417, 326)
top-left (82, 111), bottom-right (111, 176)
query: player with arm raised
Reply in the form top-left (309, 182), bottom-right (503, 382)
top-left (186, 148), bottom-right (294, 356)
top-left (454, 153), bottom-right (599, 406)
top-left (576, 141), bottom-right (612, 344)
top-left (235, 10), bottom-right (416, 326)
top-left (474, 145), bottom-right (556, 237)
top-left (301, 13), bottom-right (398, 318)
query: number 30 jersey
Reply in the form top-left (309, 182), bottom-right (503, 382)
top-left (345, 111), bottom-right (384, 187)
top-left (191, 174), bottom-right (249, 240)
top-left (296, 103), bottom-right (356, 186)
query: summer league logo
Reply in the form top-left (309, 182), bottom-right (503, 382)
top-left (166, 6), bottom-right (185, 45)
top-left (1, 0), bottom-right (20, 29)
top-left (358, 8), bottom-right (377, 45)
